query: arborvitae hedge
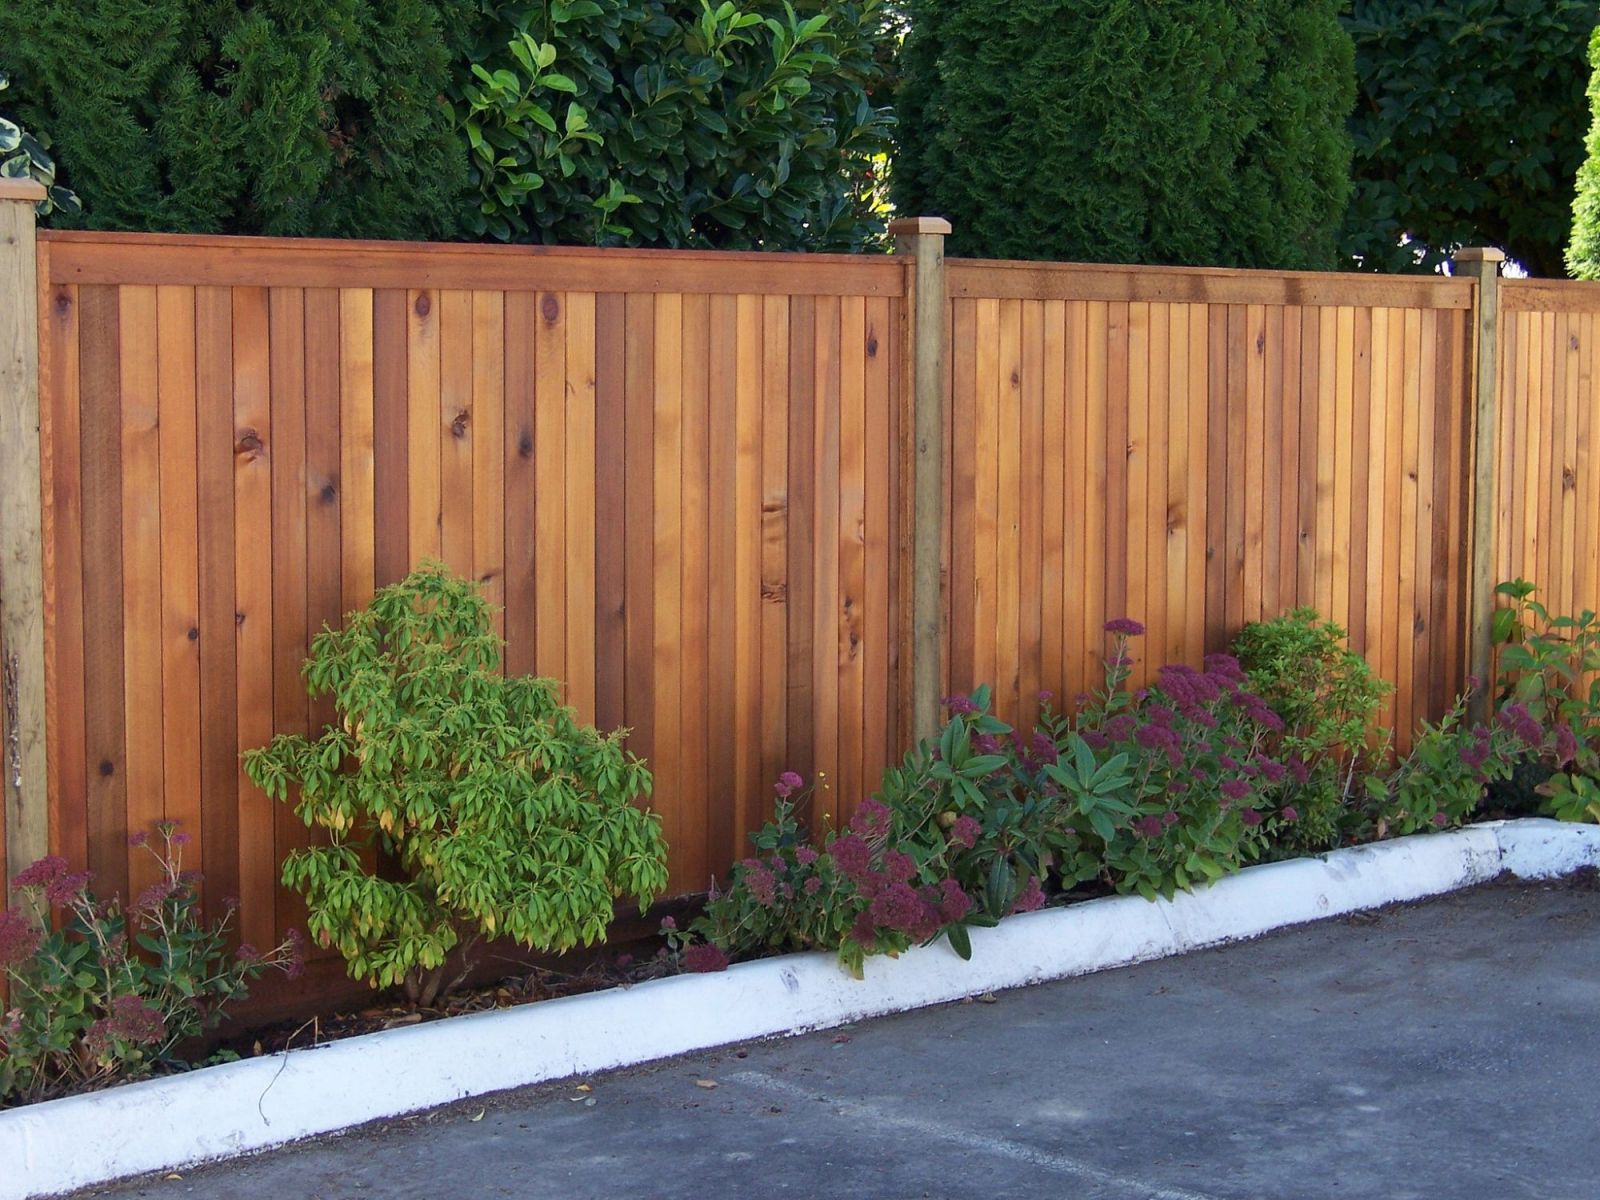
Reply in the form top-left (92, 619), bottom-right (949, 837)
top-left (0, 0), bottom-right (471, 239)
top-left (1571, 26), bottom-right (1600, 279)
top-left (892, 0), bottom-right (1355, 268)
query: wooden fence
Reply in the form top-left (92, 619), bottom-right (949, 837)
top-left (30, 232), bottom-right (906, 953)
top-left (3, 198), bottom-right (1598, 985)
top-left (942, 259), bottom-right (1477, 743)
top-left (1495, 279), bottom-right (1600, 624)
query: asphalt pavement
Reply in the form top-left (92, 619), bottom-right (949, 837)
top-left (74, 873), bottom-right (1600, 1200)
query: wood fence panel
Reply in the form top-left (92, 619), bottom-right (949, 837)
top-left (37, 231), bottom-right (908, 952)
top-left (1498, 282), bottom-right (1600, 637)
top-left (944, 260), bottom-right (1475, 750)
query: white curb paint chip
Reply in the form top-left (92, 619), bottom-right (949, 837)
top-left (2, 818), bottom-right (1596, 1200)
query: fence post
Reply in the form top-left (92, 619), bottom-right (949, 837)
top-left (889, 216), bottom-right (952, 745)
top-left (0, 178), bottom-right (48, 892)
top-left (1454, 246), bottom-right (1505, 723)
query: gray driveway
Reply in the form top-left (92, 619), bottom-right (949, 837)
top-left (78, 875), bottom-right (1599, 1200)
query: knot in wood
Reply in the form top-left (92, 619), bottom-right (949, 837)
top-left (541, 294), bottom-right (561, 324)
top-left (414, 293), bottom-right (431, 318)
top-left (236, 429), bottom-right (263, 455)
top-left (452, 410), bottom-right (470, 439)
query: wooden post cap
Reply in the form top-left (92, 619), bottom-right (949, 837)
top-left (1452, 247), bottom-right (1506, 264)
top-left (887, 216), bottom-right (953, 237)
top-left (0, 177), bottom-right (47, 202)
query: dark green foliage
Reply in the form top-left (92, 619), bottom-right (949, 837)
top-left (893, 0), bottom-right (1354, 267)
top-left (1570, 26), bottom-right (1600, 279)
top-left (1343, 1), bottom-right (1599, 277)
top-left (458, 0), bottom-right (893, 248)
top-left (0, 0), bottom-right (470, 239)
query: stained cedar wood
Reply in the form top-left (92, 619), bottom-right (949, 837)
top-left (268, 287), bottom-right (310, 942)
top-left (592, 293), bottom-right (626, 734)
top-left (1222, 305), bottom-right (1246, 638)
top-left (1297, 309), bottom-right (1321, 611)
top-left (1041, 301), bottom-right (1067, 698)
top-left (863, 295), bottom-right (891, 791)
top-left (534, 292), bottom-right (567, 685)
top-left (1203, 306), bottom-right (1227, 652)
top-left (1144, 303), bottom-right (1168, 687)
top-left (1017, 301), bottom-right (1045, 728)
top-left (1068, 302), bottom-right (1092, 685)
top-left (406, 290), bottom-right (442, 567)
top-left (1241, 303), bottom-right (1264, 627)
top-left (1358, 308), bottom-right (1386, 662)
top-left (1083, 304), bottom-right (1108, 669)
top-left (78, 285), bottom-right (129, 901)
top-left (470, 291), bottom-right (505, 645)
top-left (502, 292), bottom-right (537, 676)
top-left (1123, 302), bottom-right (1148, 683)
top-left (232, 286), bottom-right (274, 953)
top-left (677, 292), bottom-right (709, 889)
top-left (838, 296), bottom-right (868, 811)
top-left (1162, 304), bottom-right (1187, 668)
top-left (194, 287), bottom-right (239, 919)
top-left (47, 282), bottom-right (88, 872)
top-left (372, 290), bottom-right (409, 589)
top-left (1384, 311), bottom-right (1411, 733)
top-left (1278, 307), bottom-right (1301, 610)
top-left (1185, 305), bottom-right (1208, 667)
top-left (1315, 308), bottom-right (1338, 623)
top-left (299, 288), bottom-right (342, 929)
top-left (621, 293), bottom-right (654, 792)
top-left (784, 297), bottom-right (816, 817)
top-left (706, 294), bottom-right (738, 867)
top-left (947, 300), bottom-right (977, 695)
top-left (994, 299), bottom-right (1022, 714)
top-left (811, 296), bottom-right (841, 822)
top-left (565, 293), bottom-right (598, 723)
top-left (338, 289), bottom-right (376, 616)
top-left (118, 285), bottom-right (163, 901)
top-left (1259, 306), bottom-right (1281, 618)
top-left (1105, 302), bottom-right (1131, 641)
top-left (439, 290), bottom-right (475, 582)
top-left (652, 294), bottom-right (684, 884)
top-left (761, 296), bottom-right (792, 837)
top-left (971, 298), bottom-right (999, 691)
top-left (1411, 309), bottom-right (1438, 741)
top-left (732, 295), bottom-right (762, 851)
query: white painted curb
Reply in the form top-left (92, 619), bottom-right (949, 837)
top-left (4, 817), bottom-right (1597, 1199)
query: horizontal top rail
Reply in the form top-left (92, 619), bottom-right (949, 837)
top-left (39, 230), bottom-right (908, 297)
top-left (947, 256), bottom-right (1474, 310)
top-left (1499, 277), bottom-right (1600, 314)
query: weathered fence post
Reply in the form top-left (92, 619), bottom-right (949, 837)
top-left (1454, 246), bottom-right (1505, 723)
top-left (890, 216), bottom-right (952, 745)
top-left (0, 178), bottom-right (48, 892)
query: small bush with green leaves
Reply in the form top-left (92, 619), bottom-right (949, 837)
top-left (243, 563), bottom-right (668, 1007)
top-left (0, 824), bottom-right (300, 1107)
top-left (1232, 608), bottom-right (1390, 850)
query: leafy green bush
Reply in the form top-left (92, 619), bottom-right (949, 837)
top-left (0, 0), bottom-right (469, 238)
top-left (0, 825), bottom-right (300, 1107)
top-left (458, 0), bottom-right (893, 247)
top-left (243, 564), bottom-right (668, 1006)
top-left (893, 0), bottom-right (1354, 266)
top-left (0, 70), bottom-right (78, 218)
top-left (1344, 0), bottom-right (1598, 276)
top-left (1232, 608), bottom-right (1390, 850)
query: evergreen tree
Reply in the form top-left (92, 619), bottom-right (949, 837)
top-left (0, 0), bottom-right (471, 240)
top-left (1568, 25), bottom-right (1600, 279)
top-left (892, 0), bottom-right (1355, 268)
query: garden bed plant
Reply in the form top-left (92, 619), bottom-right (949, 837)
top-left (5, 572), bottom-right (1598, 1111)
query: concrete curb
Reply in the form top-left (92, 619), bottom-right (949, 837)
top-left (5, 817), bottom-right (1597, 1200)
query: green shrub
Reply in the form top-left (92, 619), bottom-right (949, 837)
top-left (0, 0), bottom-right (469, 238)
top-left (457, 0), bottom-right (893, 247)
top-left (1572, 25), bottom-right (1600, 278)
top-left (1345, 0), bottom-right (1598, 277)
top-left (0, 70), bottom-right (78, 218)
top-left (243, 563), bottom-right (668, 1007)
top-left (893, 0), bottom-right (1354, 266)
top-left (0, 825), bottom-right (300, 1107)
top-left (1232, 608), bottom-right (1390, 850)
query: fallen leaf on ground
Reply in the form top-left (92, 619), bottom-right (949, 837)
top-left (695, 1079), bottom-right (718, 1090)
top-left (576, 1083), bottom-right (593, 1092)
top-left (468, 1109), bottom-right (485, 1122)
